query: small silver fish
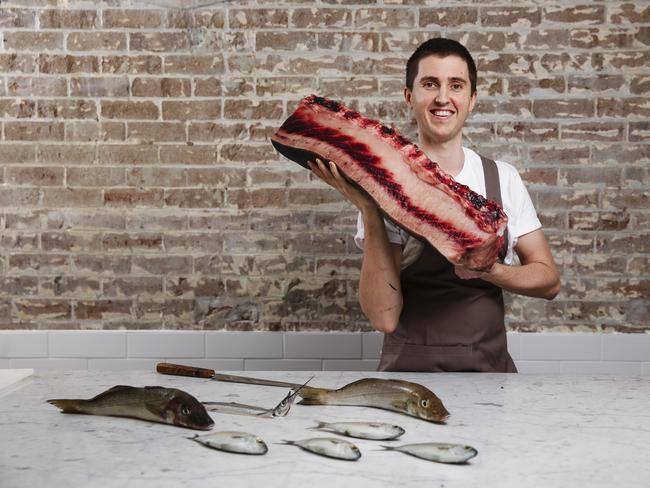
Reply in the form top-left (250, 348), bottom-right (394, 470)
top-left (381, 442), bottom-right (478, 464)
top-left (282, 437), bottom-right (361, 461)
top-left (47, 385), bottom-right (214, 431)
top-left (192, 431), bottom-right (268, 455)
top-left (313, 420), bottom-right (405, 440)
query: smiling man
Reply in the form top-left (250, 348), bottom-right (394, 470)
top-left (309, 38), bottom-right (560, 372)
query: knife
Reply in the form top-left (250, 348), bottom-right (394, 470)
top-left (156, 362), bottom-right (303, 389)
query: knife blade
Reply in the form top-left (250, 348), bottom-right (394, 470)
top-left (156, 362), bottom-right (303, 389)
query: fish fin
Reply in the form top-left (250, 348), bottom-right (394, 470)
top-left (297, 387), bottom-right (328, 405)
top-left (145, 402), bottom-right (165, 418)
top-left (312, 420), bottom-right (328, 430)
top-left (47, 399), bottom-right (84, 413)
top-left (89, 385), bottom-right (134, 401)
top-left (379, 445), bottom-right (396, 451)
top-left (390, 399), bottom-right (408, 412)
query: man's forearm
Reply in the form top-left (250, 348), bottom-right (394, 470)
top-left (358, 207), bottom-right (403, 333)
top-left (482, 261), bottom-right (560, 300)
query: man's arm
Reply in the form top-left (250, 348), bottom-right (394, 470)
top-left (455, 228), bottom-right (560, 300)
top-left (308, 159), bottom-right (403, 333)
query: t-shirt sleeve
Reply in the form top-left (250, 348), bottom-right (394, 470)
top-left (354, 211), bottom-right (406, 250)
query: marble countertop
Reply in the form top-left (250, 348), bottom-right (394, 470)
top-left (1, 370), bottom-right (648, 488)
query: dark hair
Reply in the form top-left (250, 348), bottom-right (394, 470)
top-left (406, 38), bottom-right (477, 93)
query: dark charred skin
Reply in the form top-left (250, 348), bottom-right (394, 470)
top-left (166, 391), bottom-right (214, 431)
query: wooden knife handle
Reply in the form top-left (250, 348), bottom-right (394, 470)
top-left (156, 362), bottom-right (214, 379)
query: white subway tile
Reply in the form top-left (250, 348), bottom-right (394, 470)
top-left (642, 363), bottom-right (650, 375)
top-left (0, 332), bottom-right (48, 357)
top-left (0, 359), bottom-right (11, 368)
top-left (602, 334), bottom-right (650, 361)
top-left (520, 333), bottom-right (601, 361)
top-left (507, 332), bottom-right (521, 360)
top-left (560, 361), bottom-right (642, 375)
top-left (10, 358), bottom-right (88, 370)
top-left (88, 359), bottom-right (160, 371)
top-left (49, 331), bottom-right (126, 358)
top-left (127, 331), bottom-right (205, 358)
top-left (323, 359), bottom-right (380, 371)
top-left (515, 361), bottom-right (562, 374)
top-left (244, 359), bottom-right (322, 371)
top-left (206, 332), bottom-right (283, 359)
top-left (284, 332), bottom-right (361, 359)
top-left (362, 332), bottom-right (383, 359)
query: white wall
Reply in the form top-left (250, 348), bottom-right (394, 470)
top-left (1, 331), bottom-right (649, 373)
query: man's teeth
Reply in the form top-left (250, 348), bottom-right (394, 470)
top-left (432, 110), bottom-right (452, 117)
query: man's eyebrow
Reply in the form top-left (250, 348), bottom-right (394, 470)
top-left (419, 76), bottom-right (468, 84)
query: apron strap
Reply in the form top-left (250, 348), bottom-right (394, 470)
top-left (480, 155), bottom-right (509, 262)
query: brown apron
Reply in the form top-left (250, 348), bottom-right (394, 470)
top-left (377, 156), bottom-right (517, 373)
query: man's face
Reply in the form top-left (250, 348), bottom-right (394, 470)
top-left (404, 55), bottom-right (476, 145)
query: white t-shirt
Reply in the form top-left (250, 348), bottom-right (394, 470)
top-left (354, 147), bottom-right (541, 265)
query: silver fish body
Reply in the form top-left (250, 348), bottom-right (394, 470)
top-left (382, 442), bottom-right (478, 464)
top-left (192, 431), bottom-right (268, 455)
top-left (283, 437), bottom-right (361, 461)
top-left (299, 378), bottom-right (449, 423)
top-left (313, 420), bottom-right (405, 440)
top-left (47, 385), bottom-right (214, 430)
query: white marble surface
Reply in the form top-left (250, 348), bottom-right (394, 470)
top-left (0, 369), bottom-right (33, 398)
top-left (1, 371), bottom-right (648, 488)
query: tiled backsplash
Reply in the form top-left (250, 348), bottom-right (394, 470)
top-left (1, 331), bottom-right (649, 374)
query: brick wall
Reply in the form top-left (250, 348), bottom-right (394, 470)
top-left (0, 0), bottom-right (648, 333)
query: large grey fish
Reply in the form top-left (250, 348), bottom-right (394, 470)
top-left (312, 420), bottom-right (405, 440)
top-left (47, 385), bottom-right (214, 430)
top-left (298, 378), bottom-right (450, 423)
top-left (281, 437), bottom-right (361, 461)
top-left (381, 442), bottom-right (478, 464)
top-left (192, 431), bottom-right (268, 455)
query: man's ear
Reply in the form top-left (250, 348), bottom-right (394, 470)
top-left (404, 87), bottom-right (412, 108)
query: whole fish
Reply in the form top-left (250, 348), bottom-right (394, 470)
top-left (312, 420), bottom-right (405, 440)
top-left (298, 378), bottom-right (449, 423)
top-left (47, 385), bottom-right (214, 431)
top-left (381, 442), bottom-right (478, 464)
top-left (192, 431), bottom-right (268, 455)
top-left (281, 437), bottom-right (361, 461)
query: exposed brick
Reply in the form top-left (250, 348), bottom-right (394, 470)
top-left (104, 277), bottom-right (163, 297)
top-left (496, 122), bottom-right (558, 142)
top-left (188, 122), bottom-right (248, 142)
top-left (0, 277), bottom-right (38, 296)
top-left (103, 9), bottom-right (163, 28)
top-left (167, 10), bottom-right (224, 29)
top-left (65, 121), bottom-right (100, 142)
top-left (37, 99), bottom-right (97, 119)
top-left (164, 189), bottom-right (223, 209)
top-left (163, 234), bottom-right (223, 253)
top-left (71, 77), bottom-right (129, 97)
top-left (14, 299), bottom-right (71, 320)
top-left (9, 254), bottom-right (69, 274)
top-left (39, 54), bottom-right (98, 74)
top-left (256, 32), bottom-right (317, 51)
top-left (39, 9), bottom-right (98, 29)
top-left (629, 122), bottom-right (650, 142)
top-left (420, 8), bottom-right (478, 28)
top-left (561, 122), bottom-right (625, 142)
top-left (67, 166), bottom-right (125, 187)
top-left (3, 32), bottom-right (63, 51)
top-left (569, 211), bottom-right (631, 231)
top-left (570, 28), bottom-right (635, 49)
top-left (7, 77), bottom-right (67, 97)
top-left (38, 145), bottom-right (96, 164)
top-left (126, 167), bottom-right (187, 187)
top-left (187, 168), bottom-right (246, 187)
top-left (291, 8), bottom-right (352, 28)
top-left (159, 145), bottom-right (218, 165)
top-left (223, 100), bottom-right (283, 120)
top-left (6, 166), bottom-right (64, 186)
top-left (0, 8), bottom-right (35, 28)
top-left (317, 32), bottom-right (379, 52)
top-left (507, 76), bottom-right (565, 97)
top-left (220, 144), bottom-right (277, 163)
top-left (0, 54), bottom-right (36, 73)
top-left (76, 300), bottom-right (132, 320)
top-left (130, 33), bottom-right (190, 53)
top-left (162, 100), bottom-right (221, 120)
top-left (532, 99), bottom-right (594, 119)
top-left (127, 122), bottom-right (186, 143)
top-left (568, 75), bottom-right (626, 94)
top-left (132, 77), bottom-right (191, 97)
top-left (481, 7), bottom-right (542, 27)
top-left (597, 98), bottom-right (650, 118)
top-left (164, 55), bottom-right (225, 74)
top-left (230, 9), bottom-right (288, 28)
top-left (0, 98), bottom-right (35, 118)
top-left (41, 188), bottom-right (103, 207)
top-left (102, 55), bottom-right (162, 74)
top-left (101, 101), bottom-right (159, 120)
top-left (609, 3), bottom-right (650, 24)
top-left (72, 255), bottom-right (131, 275)
top-left (354, 8), bottom-right (415, 28)
top-left (40, 276), bottom-right (101, 298)
top-left (102, 233), bottom-right (162, 251)
top-left (132, 256), bottom-right (192, 274)
top-left (41, 232), bottom-right (101, 252)
top-left (543, 5), bottom-right (605, 25)
top-left (4, 121), bottom-right (64, 141)
top-left (67, 32), bottom-right (126, 51)
top-left (227, 189), bottom-right (288, 209)
top-left (104, 188), bottom-right (164, 208)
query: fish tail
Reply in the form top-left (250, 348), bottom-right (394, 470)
top-left (311, 420), bottom-right (328, 430)
top-left (47, 399), bottom-right (86, 413)
top-left (379, 445), bottom-right (396, 451)
top-left (297, 387), bottom-right (328, 405)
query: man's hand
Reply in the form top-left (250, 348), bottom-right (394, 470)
top-left (454, 265), bottom-right (491, 281)
top-left (308, 158), bottom-right (377, 213)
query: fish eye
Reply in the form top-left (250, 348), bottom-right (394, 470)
top-left (181, 407), bottom-right (190, 416)
top-left (421, 399), bottom-right (429, 408)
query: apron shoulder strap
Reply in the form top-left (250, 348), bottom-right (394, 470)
top-left (479, 155), bottom-right (509, 262)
